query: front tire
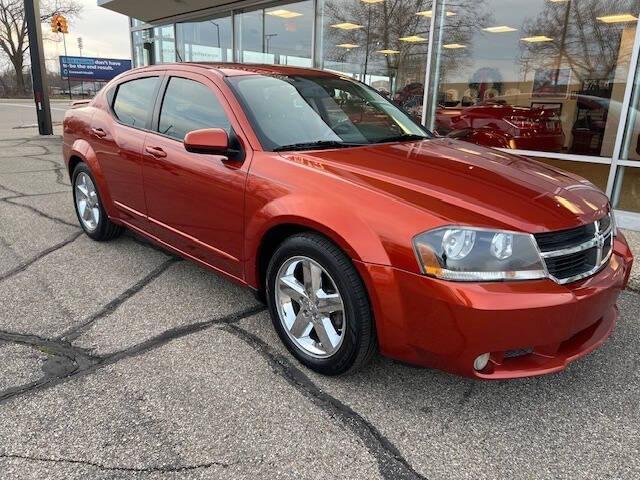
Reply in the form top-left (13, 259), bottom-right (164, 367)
top-left (72, 163), bottom-right (123, 241)
top-left (266, 233), bottom-right (377, 375)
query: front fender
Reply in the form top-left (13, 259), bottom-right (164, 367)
top-left (68, 139), bottom-right (118, 220)
top-left (244, 193), bottom-right (391, 288)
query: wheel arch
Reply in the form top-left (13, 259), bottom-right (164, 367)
top-left (67, 139), bottom-right (118, 219)
top-left (248, 211), bottom-right (390, 300)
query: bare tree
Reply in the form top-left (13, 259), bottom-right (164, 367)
top-left (321, 0), bottom-right (490, 92)
top-left (0, 0), bottom-right (81, 95)
top-left (520, 0), bottom-right (638, 85)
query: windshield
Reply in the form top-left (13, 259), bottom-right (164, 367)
top-left (227, 74), bottom-right (431, 151)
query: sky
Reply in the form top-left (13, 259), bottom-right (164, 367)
top-left (43, 0), bottom-right (131, 72)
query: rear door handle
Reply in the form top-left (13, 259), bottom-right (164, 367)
top-left (145, 146), bottom-right (167, 158)
top-left (91, 127), bottom-right (107, 138)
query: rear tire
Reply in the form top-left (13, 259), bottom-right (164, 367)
top-left (72, 162), bottom-right (123, 241)
top-left (266, 233), bottom-right (377, 375)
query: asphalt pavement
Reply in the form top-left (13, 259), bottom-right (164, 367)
top-left (0, 99), bottom-right (69, 139)
top-left (0, 133), bottom-right (639, 480)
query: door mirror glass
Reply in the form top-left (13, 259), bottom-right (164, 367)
top-left (184, 128), bottom-right (229, 154)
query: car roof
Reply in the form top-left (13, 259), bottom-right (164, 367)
top-left (132, 62), bottom-right (340, 78)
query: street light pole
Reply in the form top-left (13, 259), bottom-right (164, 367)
top-left (24, 0), bottom-right (53, 135)
top-left (78, 36), bottom-right (84, 97)
top-left (62, 32), bottom-right (72, 100)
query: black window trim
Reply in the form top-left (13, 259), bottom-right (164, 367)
top-left (149, 74), bottom-right (245, 161)
top-left (108, 74), bottom-right (165, 133)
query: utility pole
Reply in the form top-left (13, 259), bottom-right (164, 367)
top-left (24, 0), bottom-right (53, 135)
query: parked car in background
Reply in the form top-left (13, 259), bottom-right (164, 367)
top-left (63, 63), bottom-right (633, 379)
top-left (435, 102), bottom-right (565, 151)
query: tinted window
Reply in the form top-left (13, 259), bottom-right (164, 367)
top-left (228, 75), bottom-right (428, 150)
top-left (113, 77), bottom-right (159, 128)
top-left (158, 77), bottom-right (230, 141)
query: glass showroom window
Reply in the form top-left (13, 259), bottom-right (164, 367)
top-left (132, 26), bottom-right (177, 66)
top-left (152, 25), bottom-right (177, 64)
top-left (235, 1), bottom-right (314, 66)
top-left (432, 0), bottom-right (639, 172)
top-left (316, 0), bottom-right (433, 121)
top-left (131, 30), bottom-right (149, 67)
top-left (177, 16), bottom-right (233, 62)
top-left (612, 14), bottom-right (640, 216)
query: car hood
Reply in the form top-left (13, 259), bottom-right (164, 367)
top-left (279, 138), bottom-right (609, 233)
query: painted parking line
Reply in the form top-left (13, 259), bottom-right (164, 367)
top-left (0, 103), bottom-right (70, 112)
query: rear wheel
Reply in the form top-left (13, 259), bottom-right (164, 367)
top-left (266, 233), bottom-right (376, 375)
top-left (72, 163), bottom-right (123, 241)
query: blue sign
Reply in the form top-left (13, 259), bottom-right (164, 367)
top-left (60, 56), bottom-right (132, 82)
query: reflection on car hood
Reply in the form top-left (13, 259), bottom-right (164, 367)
top-left (280, 138), bottom-right (609, 233)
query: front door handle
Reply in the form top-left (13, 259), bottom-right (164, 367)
top-left (145, 146), bottom-right (167, 158)
top-left (91, 127), bottom-right (107, 138)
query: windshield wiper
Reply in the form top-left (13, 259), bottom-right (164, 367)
top-left (371, 134), bottom-right (429, 144)
top-left (273, 140), bottom-right (364, 152)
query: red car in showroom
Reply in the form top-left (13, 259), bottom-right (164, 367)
top-left (435, 102), bottom-right (565, 151)
top-left (63, 63), bottom-right (633, 379)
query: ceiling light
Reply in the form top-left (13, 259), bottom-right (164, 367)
top-left (337, 43), bottom-right (359, 48)
top-left (377, 49), bottom-right (400, 54)
top-left (483, 26), bottom-right (517, 33)
top-left (521, 35), bottom-right (553, 42)
top-left (597, 14), bottom-right (638, 23)
top-left (331, 22), bottom-right (364, 30)
top-left (416, 10), bottom-right (456, 17)
top-left (443, 43), bottom-right (466, 49)
top-left (361, 0), bottom-right (384, 3)
top-left (266, 9), bottom-right (303, 18)
top-left (399, 35), bottom-right (427, 42)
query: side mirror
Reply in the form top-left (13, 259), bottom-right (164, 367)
top-left (184, 128), bottom-right (229, 155)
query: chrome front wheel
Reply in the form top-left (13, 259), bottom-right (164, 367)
top-left (275, 256), bottom-right (346, 358)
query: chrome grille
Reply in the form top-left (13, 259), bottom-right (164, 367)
top-left (534, 214), bottom-right (614, 284)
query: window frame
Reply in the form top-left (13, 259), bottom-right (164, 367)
top-left (147, 70), bottom-right (248, 161)
top-left (108, 74), bottom-right (164, 132)
top-left (153, 75), bottom-right (232, 142)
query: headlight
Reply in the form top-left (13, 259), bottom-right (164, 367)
top-left (413, 227), bottom-right (547, 281)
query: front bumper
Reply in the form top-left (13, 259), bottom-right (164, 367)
top-left (356, 235), bottom-right (634, 379)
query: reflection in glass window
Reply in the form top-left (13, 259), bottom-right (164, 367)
top-left (113, 77), bottom-right (160, 128)
top-left (177, 16), bottom-right (233, 62)
top-left (153, 26), bottom-right (176, 63)
top-left (228, 74), bottom-right (428, 150)
top-left (235, 1), bottom-right (314, 66)
top-left (434, 0), bottom-right (639, 157)
top-left (317, 0), bottom-right (437, 121)
top-left (132, 30), bottom-right (150, 67)
top-left (613, 166), bottom-right (640, 212)
top-left (159, 77), bottom-right (230, 141)
top-left (131, 26), bottom-right (176, 66)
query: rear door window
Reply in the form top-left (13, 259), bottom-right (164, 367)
top-left (158, 77), bottom-right (231, 141)
top-left (112, 77), bottom-right (160, 129)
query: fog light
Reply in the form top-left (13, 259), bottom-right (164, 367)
top-left (474, 353), bottom-right (491, 371)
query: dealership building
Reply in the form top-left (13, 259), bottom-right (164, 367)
top-left (98, 0), bottom-right (640, 229)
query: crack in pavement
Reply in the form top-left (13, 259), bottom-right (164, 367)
top-left (223, 323), bottom-right (428, 480)
top-left (0, 305), bottom-right (267, 405)
top-left (0, 231), bottom-right (83, 283)
top-left (0, 167), bottom-right (66, 175)
top-left (0, 331), bottom-right (100, 403)
top-left (60, 257), bottom-right (180, 342)
top-left (0, 453), bottom-right (232, 473)
top-left (1, 196), bottom-right (77, 228)
top-left (440, 383), bottom-right (475, 434)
